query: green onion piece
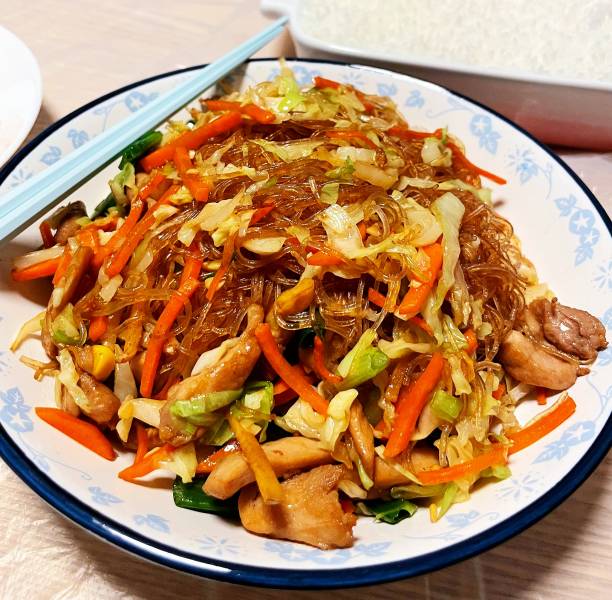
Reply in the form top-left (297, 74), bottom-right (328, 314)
top-left (430, 389), bottom-right (462, 421)
top-left (434, 482), bottom-right (458, 521)
top-left (172, 478), bottom-right (237, 516)
top-left (338, 347), bottom-right (389, 391)
top-left (51, 303), bottom-right (85, 346)
top-left (119, 130), bottom-right (163, 169)
top-left (91, 193), bottom-right (116, 219)
top-left (480, 464), bottom-right (512, 480)
top-left (358, 498), bottom-right (418, 524)
top-left (171, 389), bottom-right (243, 425)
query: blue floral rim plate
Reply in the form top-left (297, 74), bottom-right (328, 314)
top-left (0, 59), bottom-right (610, 589)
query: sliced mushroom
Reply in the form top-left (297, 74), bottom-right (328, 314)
top-left (238, 465), bottom-right (356, 549)
top-left (52, 201), bottom-right (87, 245)
top-left (348, 401), bottom-right (375, 477)
top-left (78, 372), bottom-right (120, 425)
top-left (204, 437), bottom-right (333, 500)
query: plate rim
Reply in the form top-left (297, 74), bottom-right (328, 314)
top-left (0, 25), bottom-right (43, 167)
top-left (0, 58), bottom-right (610, 589)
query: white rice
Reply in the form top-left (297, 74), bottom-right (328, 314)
top-left (297, 0), bottom-right (612, 82)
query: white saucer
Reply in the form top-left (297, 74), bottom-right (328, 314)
top-left (0, 26), bottom-right (42, 167)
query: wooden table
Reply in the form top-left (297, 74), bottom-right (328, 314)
top-left (1, 2), bottom-right (610, 598)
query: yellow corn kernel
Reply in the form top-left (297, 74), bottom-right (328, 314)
top-left (275, 278), bottom-right (316, 317)
top-left (91, 345), bottom-right (115, 381)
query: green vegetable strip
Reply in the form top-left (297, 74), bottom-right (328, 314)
top-left (172, 478), bottom-right (237, 516)
top-left (119, 130), bottom-right (163, 169)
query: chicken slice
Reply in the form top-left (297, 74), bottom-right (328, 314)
top-left (204, 437), bottom-right (333, 500)
top-left (78, 372), bottom-right (121, 425)
top-left (498, 330), bottom-right (579, 390)
top-left (528, 298), bottom-right (607, 361)
top-left (238, 465), bottom-right (356, 549)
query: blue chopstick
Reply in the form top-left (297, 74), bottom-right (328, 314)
top-left (0, 16), bottom-right (287, 245)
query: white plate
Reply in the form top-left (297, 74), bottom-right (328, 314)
top-left (0, 26), bottom-right (42, 167)
top-left (0, 59), bottom-right (610, 588)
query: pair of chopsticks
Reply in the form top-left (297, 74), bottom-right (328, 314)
top-left (0, 17), bottom-right (287, 246)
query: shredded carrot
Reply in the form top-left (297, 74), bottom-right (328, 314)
top-left (138, 171), bottom-right (167, 200)
top-left (324, 129), bottom-right (377, 149)
top-left (446, 139), bottom-right (507, 185)
top-left (464, 328), bottom-right (478, 355)
top-left (250, 205), bottom-right (275, 225)
top-left (105, 184), bottom-right (180, 278)
top-left (385, 352), bottom-right (445, 458)
top-left (492, 382), bottom-right (506, 400)
top-left (140, 257), bottom-right (202, 397)
top-left (536, 387), bottom-right (548, 406)
top-left (307, 250), bottom-right (345, 267)
top-left (52, 248), bottom-right (72, 286)
top-left (397, 243), bottom-right (443, 317)
top-left (204, 99), bottom-right (275, 124)
top-left (507, 395), bottom-right (576, 455)
top-left (368, 288), bottom-right (396, 311)
top-left (313, 76), bottom-right (375, 112)
top-left (358, 221), bottom-right (367, 239)
top-left (35, 407), bottom-right (115, 461)
top-left (118, 444), bottom-right (174, 482)
top-left (134, 423), bottom-right (149, 464)
top-left (410, 316), bottom-right (434, 336)
top-left (173, 146), bottom-right (209, 202)
top-left (228, 414), bottom-right (283, 503)
top-left (340, 499), bottom-right (355, 514)
top-left (417, 444), bottom-right (507, 485)
top-left (206, 233), bottom-right (235, 302)
top-left (313, 336), bottom-right (343, 384)
top-left (75, 226), bottom-right (105, 269)
top-left (255, 323), bottom-right (328, 415)
top-left (88, 315), bottom-right (108, 342)
top-left (12, 257), bottom-right (61, 282)
top-left (39, 221), bottom-right (54, 248)
top-left (141, 111), bottom-right (242, 171)
top-left (153, 376), bottom-right (178, 401)
top-left (196, 440), bottom-right (240, 474)
top-left (374, 418), bottom-right (390, 439)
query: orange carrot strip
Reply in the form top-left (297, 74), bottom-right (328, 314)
top-left (173, 146), bottom-right (209, 202)
top-left (368, 288), bottom-right (397, 311)
top-left (307, 250), bottom-right (345, 266)
top-left (102, 198), bottom-right (145, 259)
top-left (417, 444), bottom-right (507, 485)
top-left (52, 248), bottom-right (72, 286)
top-left (153, 376), bottom-right (178, 401)
top-left (205, 99), bottom-right (275, 124)
top-left (196, 440), bottom-right (240, 474)
top-left (134, 423), bottom-right (149, 464)
top-left (255, 323), bottom-right (329, 415)
top-left (492, 383), bottom-right (506, 400)
top-left (88, 315), bottom-right (108, 342)
top-left (410, 316), bottom-right (434, 336)
top-left (250, 205), bottom-right (275, 225)
top-left (140, 261), bottom-right (201, 397)
top-left (385, 352), bottom-right (445, 458)
top-left (138, 171), bottom-right (166, 200)
top-left (206, 233), bottom-right (235, 302)
top-left (358, 221), bottom-right (367, 239)
top-left (141, 111), bottom-right (242, 171)
top-left (507, 395), bottom-right (576, 455)
top-left (35, 407), bottom-right (115, 461)
top-left (464, 328), bottom-right (478, 355)
top-left (39, 221), bottom-right (54, 248)
top-left (106, 184), bottom-right (180, 277)
top-left (118, 444), bottom-right (174, 481)
top-left (536, 387), bottom-right (548, 406)
top-left (397, 243), bottom-right (443, 317)
top-left (76, 226), bottom-right (105, 269)
top-left (12, 257), bottom-right (61, 282)
top-left (446, 139), bottom-right (507, 185)
top-left (324, 129), bottom-right (377, 149)
top-left (313, 336), bottom-right (343, 384)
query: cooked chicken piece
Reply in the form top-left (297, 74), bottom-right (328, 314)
top-left (373, 446), bottom-right (439, 488)
top-left (52, 201), bottom-right (87, 245)
top-left (348, 402), bottom-right (375, 477)
top-left (499, 330), bottom-right (579, 390)
top-left (204, 437), bottom-right (333, 500)
top-left (166, 304), bottom-right (263, 402)
top-left (50, 245), bottom-right (93, 318)
top-left (78, 372), bottom-right (121, 425)
top-left (238, 465), bottom-right (356, 549)
top-left (527, 298), bottom-right (607, 361)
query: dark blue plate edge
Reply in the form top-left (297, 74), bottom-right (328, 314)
top-left (0, 58), bottom-right (610, 590)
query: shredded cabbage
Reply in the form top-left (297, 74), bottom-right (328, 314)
top-left (159, 442), bottom-right (197, 483)
top-left (253, 139), bottom-right (324, 162)
top-left (109, 162), bottom-right (136, 208)
top-left (57, 349), bottom-right (91, 413)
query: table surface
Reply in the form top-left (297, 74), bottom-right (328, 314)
top-left (1, 2), bottom-right (611, 599)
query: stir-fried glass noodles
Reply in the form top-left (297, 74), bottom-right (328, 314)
top-left (11, 63), bottom-right (608, 549)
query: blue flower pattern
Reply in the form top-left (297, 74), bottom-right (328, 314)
top-left (197, 536), bottom-right (240, 557)
top-left (89, 486), bottom-right (122, 506)
top-left (68, 129), bottom-right (89, 148)
top-left (405, 89), bottom-right (425, 108)
top-left (8, 167), bottom-right (33, 188)
top-left (124, 91), bottom-right (158, 113)
top-left (0, 387), bottom-right (33, 433)
top-left (534, 421), bottom-right (597, 463)
top-left (594, 260), bottom-right (612, 290)
top-left (497, 473), bottom-right (542, 501)
top-left (554, 194), bottom-right (600, 265)
top-left (264, 541), bottom-right (390, 565)
top-left (469, 114), bottom-right (500, 154)
top-left (134, 514), bottom-right (170, 533)
top-left (40, 146), bottom-right (62, 165)
top-left (377, 82), bottom-right (397, 97)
